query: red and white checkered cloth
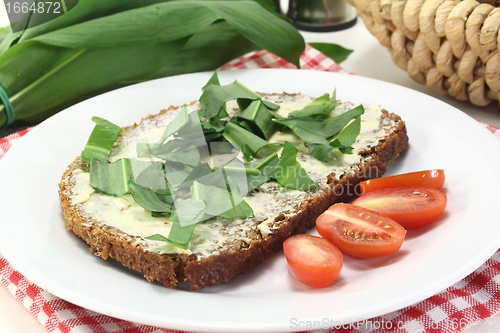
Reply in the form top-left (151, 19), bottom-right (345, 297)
top-left (1, 44), bottom-right (500, 333)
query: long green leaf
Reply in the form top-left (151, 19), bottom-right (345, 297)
top-left (0, 41), bottom-right (81, 100)
top-left (0, 38), bottom-right (186, 125)
top-left (33, 2), bottom-right (220, 48)
top-left (31, 1), bottom-right (304, 67)
top-left (207, 1), bottom-right (304, 67)
top-left (15, 0), bottom-right (284, 45)
top-left (0, 30), bottom-right (21, 56)
top-left (0, 6), bottom-right (33, 53)
top-left (309, 42), bottom-right (353, 64)
top-left (17, 0), bottom-right (178, 44)
top-left (0, 26), bottom-right (13, 43)
top-left (7, 0), bottom-right (79, 34)
top-left (133, 23), bottom-right (259, 79)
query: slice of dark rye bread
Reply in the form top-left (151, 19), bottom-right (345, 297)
top-left (58, 92), bottom-right (409, 290)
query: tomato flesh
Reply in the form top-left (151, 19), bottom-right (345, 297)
top-left (316, 203), bottom-right (406, 258)
top-left (353, 187), bottom-right (447, 229)
top-left (283, 234), bottom-right (343, 288)
top-left (360, 169), bottom-right (445, 194)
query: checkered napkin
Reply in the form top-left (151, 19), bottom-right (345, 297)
top-left (1, 44), bottom-right (500, 333)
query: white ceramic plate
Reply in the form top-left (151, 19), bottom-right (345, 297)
top-left (1, 69), bottom-right (500, 333)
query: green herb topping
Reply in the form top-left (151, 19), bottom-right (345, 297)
top-left (81, 117), bottom-right (122, 163)
top-left (82, 72), bottom-right (364, 249)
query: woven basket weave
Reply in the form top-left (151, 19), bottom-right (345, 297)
top-left (347, 0), bottom-right (500, 106)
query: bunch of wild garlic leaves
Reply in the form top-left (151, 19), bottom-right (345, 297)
top-left (0, 0), bottom-right (305, 127)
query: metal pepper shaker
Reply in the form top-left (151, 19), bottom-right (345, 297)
top-left (276, 0), bottom-right (357, 32)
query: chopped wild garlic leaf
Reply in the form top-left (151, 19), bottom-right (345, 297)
top-left (164, 199), bottom-right (208, 249)
top-left (81, 117), bottom-right (122, 163)
top-left (216, 157), bottom-right (269, 196)
top-left (172, 199), bottom-right (208, 227)
top-left (89, 158), bottom-right (130, 196)
top-left (288, 91), bottom-right (339, 118)
top-left (89, 159), bottom-right (166, 196)
top-left (199, 80), bottom-right (261, 120)
top-left (274, 104), bottom-right (364, 161)
top-left (223, 121), bottom-right (281, 161)
top-left (191, 180), bottom-right (254, 219)
top-left (275, 141), bottom-right (319, 191)
top-left (202, 71), bottom-right (221, 91)
top-left (236, 99), bottom-right (279, 140)
top-left (128, 180), bottom-right (174, 213)
top-left (136, 105), bottom-right (189, 156)
top-left (330, 115), bottom-right (362, 154)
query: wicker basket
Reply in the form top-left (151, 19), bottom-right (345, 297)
top-left (347, 0), bottom-right (500, 106)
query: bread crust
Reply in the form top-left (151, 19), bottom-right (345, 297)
top-left (59, 99), bottom-right (408, 290)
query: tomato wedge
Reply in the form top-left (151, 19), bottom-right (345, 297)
top-left (283, 234), bottom-right (343, 288)
top-left (359, 169), bottom-right (445, 194)
top-left (316, 204), bottom-right (406, 258)
top-left (353, 187), bottom-right (447, 229)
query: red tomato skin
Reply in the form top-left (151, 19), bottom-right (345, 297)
top-left (353, 187), bottom-right (447, 229)
top-left (316, 204), bottom-right (406, 259)
top-left (283, 234), bottom-right (343, 288)
top-left (360, 169), bottom-right (445, 194)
